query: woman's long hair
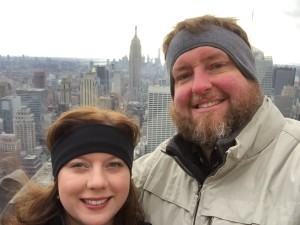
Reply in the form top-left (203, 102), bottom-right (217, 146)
top-left (3, 106), bottom-right (145, 225)
top-left (2, 181), bottom-right (62, 225)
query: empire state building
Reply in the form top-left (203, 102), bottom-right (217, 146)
top-left (128, 26), bottom-right (142, 102)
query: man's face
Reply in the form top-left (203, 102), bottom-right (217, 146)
top-left (170, 46), bottom-right (262, 147)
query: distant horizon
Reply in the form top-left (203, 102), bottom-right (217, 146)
top-left (1, 53), bottom-right (300, 67)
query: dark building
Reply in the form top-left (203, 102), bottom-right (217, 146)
top-left (273, 66), bottom-right (296, 95)
top-left (33, 72), bottom-right (46, 88)
top-left (96, 66), bottom-right (109, 95)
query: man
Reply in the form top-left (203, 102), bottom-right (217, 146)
top-left (132, 15), bottom-right (300, 225)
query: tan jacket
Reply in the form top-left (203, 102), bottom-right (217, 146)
top-left (132, 97), bottom-right (300, 225)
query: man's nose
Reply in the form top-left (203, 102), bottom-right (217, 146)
top-left (191, 69), bottom-right (213, 94)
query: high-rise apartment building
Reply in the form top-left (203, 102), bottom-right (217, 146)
top-left (59, 77), bottom-right (72, 105)
top-left (252, 47), bottom-right (273, 97)
top-left (13, 106), bottom-right (36, 154)
top-left (146, 85), bottom-right (176, 154)
top-left (0, 95), bottom-right (21, 133)
top-left (128, 26), bottom-right (142, 102)
top-left (273, 66), bottom-right (296, 95)
top-left (96, 66), bottom-right (110, 96)
top-left (80, 70), bottom-right (99, 107)
top-left (32, 72), bottom-right (46, 88)
top-left (16, 88), bottom-right (48, 143)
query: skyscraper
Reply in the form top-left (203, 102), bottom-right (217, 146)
top-left (273, 66), bottom-right (296, 96)
top-left (80, 70), bottom-right (99, 107)
top-left (128, 26), bottom-right (142, 102)
top-left (59, 77), bottom-right (72, 105)
top-left (32, 72), bottom-right (46, 88)
top-left (16, 88), bottom-right (48, 143)
top-left (13, 106), bottom-right (36, 154)
top-left (0, 95), bottom-right (21, 133)
top-left (146, 85), bottom-right (176, 154)
top-left (96, 66), bottom-right (109, 96)
top-left (252, 47), bottom-right (273, 97)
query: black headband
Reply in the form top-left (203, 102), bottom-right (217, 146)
top-left (166, 25), bottom-right (257, 98)
top-left (50, 124), bottom-right (134, 178)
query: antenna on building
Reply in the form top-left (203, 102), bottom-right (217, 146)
top-left (249, 8), bottom-right (254, 44)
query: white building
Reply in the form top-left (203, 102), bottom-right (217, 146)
top-left (252, 46), bottom-right (273, 97)
top-left (146, 85), bottom-right (176, 154)
top-left (13, 106), bottom-right (36, 154)
top-left (80, 70), bottom-right (99, 107)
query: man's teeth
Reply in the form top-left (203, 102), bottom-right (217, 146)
top-left (85, 199), bottom-right (108, 205)
top-left (198, 100), bottom-right (221, 108)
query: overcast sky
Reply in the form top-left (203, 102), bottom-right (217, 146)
top-left (0, 0), bottom-right (299, 65)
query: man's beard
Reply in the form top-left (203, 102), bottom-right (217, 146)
top-left (170, 82), bottom-right (263, 148)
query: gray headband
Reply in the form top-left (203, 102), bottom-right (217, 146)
top-left (166, 25), bottom-right (257, 97)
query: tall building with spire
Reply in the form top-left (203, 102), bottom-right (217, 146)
top-left (128, 26), bottom-right (142, 102)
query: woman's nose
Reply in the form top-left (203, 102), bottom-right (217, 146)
top-left (86, 169), bottom-right (108, 189)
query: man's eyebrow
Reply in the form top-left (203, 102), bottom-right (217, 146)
top-left (202, 52), bottom-right (228, 61)
top-left (173, 51), bottom-right (228, 72)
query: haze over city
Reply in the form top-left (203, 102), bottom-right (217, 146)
top-left (1, 0), bottom-right (300, 65)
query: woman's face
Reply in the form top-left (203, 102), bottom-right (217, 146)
top-left (57, 152), bottom-right (130, 225)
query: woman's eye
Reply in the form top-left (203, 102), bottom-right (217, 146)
top-left (71, 162), bottom-right (87, 168)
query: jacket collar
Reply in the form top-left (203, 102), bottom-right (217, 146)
top-left (165, 97), bottom-right (285, 182)
top-left (230, 97), bottom-right (285, 160)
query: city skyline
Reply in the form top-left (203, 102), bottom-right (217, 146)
top-left (0, 0), bottom-right (299, 65)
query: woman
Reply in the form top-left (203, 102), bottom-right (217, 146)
top-left (3, 106), bottom-right (151, 225)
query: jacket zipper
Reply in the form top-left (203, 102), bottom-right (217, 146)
top-left (163, 145), bottom-right (229, 224)
top-left (192, 183), bottom-right (202, 225)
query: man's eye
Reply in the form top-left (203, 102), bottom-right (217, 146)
top-left (209, 62), bottom-right (229, 70)
top-left (106, 162), bottom-right (123, 168)
top-left (176, 73), bottom-right (191, 81)
top-left (211, 63), bottom-right (224, 69)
